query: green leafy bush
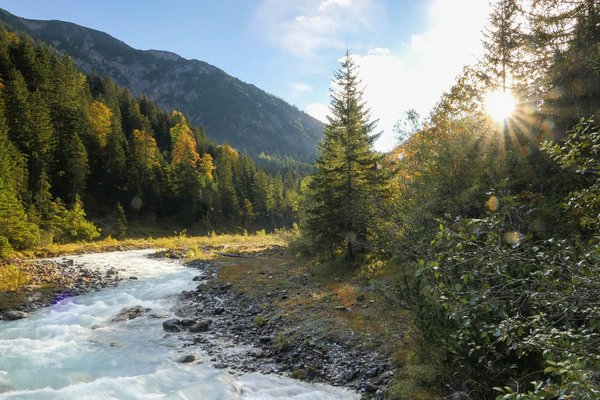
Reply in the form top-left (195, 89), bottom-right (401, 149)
top-left (53, 195), bottom-right (100, 243)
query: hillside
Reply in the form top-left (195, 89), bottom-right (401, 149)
top-left (0, 24), bottom-right (302, 257)
top-left (0, 8), bottom-right (323, 161)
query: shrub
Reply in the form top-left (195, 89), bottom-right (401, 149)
top-left (0, 236), bottom-right (13, 259)
top-left (0, 263), bottom-right (30, 291)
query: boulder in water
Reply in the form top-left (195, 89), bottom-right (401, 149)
top-left (163, 318), bottom-right (182, 332)
top-left (177, 354), bottom-right (195, 363)
top-left (111, 305), bottom-right (151, 322)
top-left (2, 310), bottom-right (30, 320)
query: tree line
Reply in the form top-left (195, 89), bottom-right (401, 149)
top-left (0, 25), bottom-right (300, 254)
top-left (296, 0), bottom-right (599, 398)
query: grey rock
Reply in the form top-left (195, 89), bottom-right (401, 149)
top-left (177, 355), bottom-right (195, 363)
top-left (163, 318), bottom-right (182, 332)
top-left (213, 307), bottom-right (225, 315)
top-left (180, 318), bottom-right (196, 327)
top-left (343, 369), bottom-right (356, 381)
top-left (111, 305), bottom-right (150, 322)
top-left (2, 310), bottom-right (30, 320)
top-left (175, 304), bottom-right (198, 317)
top-left (259, 336), bottom-right (272, 344)
top-left (361, 382), bottom-right (378, 393)
top-left (189, 320), bottom-right (211, 333)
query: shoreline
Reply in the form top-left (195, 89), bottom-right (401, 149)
top-left (0, 258), bottom-right (123, 320)
top-left (1, 248), bottom-right (396, 399)
top-left (166, 258), bottom-right (394, 399)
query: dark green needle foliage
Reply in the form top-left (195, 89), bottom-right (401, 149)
top-left (301, 52), bottom-right (389, 260)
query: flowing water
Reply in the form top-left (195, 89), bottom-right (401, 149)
top-left (0, 250), bottom-right (358, 399)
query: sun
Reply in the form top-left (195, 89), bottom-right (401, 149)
top-left (484, 90), bottom-right (516, 122)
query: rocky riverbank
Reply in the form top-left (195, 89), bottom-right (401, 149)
top-left (0, 258), bottom-right (124, 320)
top-left (165, 258), bottom-right (395, 399)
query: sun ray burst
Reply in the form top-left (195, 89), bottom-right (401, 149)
top-left (484, 90), bottom-right (517, 122)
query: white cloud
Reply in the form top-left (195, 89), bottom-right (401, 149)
top-left (291, 82), bottom-right (312, 92)
top-left (319, 0), bottom-right (352, 12)
top-left (306, 102), bottom-right (331, 123)
top-left (353, 0), bottom-right (491, 151)
top-left (368, 47), bottom-right (391, 56)
top-left (254, 0), bottom-right (379, 57)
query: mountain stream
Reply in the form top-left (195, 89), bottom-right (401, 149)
top-left (0, 250), bottom-right (358, 399)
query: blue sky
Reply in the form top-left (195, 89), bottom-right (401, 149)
top-left (1, 0), bottom-right (490, 151)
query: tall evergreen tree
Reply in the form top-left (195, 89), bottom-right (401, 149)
top-left (0, 110), bottom-right (39, 249)
top-left (28, 90), bottom-right (54, 203)
top-left (482, 0), bottom-right (523, 92)
top-left (302, 52), bottom-right (389, 259)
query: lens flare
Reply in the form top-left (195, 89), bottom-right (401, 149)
top-left (484, 90), bottom-right (516, 122)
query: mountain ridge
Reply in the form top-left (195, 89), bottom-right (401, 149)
top-left (0, 8), bottom-right (323, 161)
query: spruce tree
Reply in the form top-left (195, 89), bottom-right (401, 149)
top-left (0, 114), bottom-right (40, 249)
top-left (482, 0), bottom-right (523, 92)
top-left (115, 201), bottom-right (127, 238)
top-left (302, 52), bottom-right (389, 259)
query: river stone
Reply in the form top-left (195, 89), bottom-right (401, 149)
top-left (175, 304), bottom-right (198, 317)
top-left (111, 305), bottom-right (151, 322)
top-left (2, 310), bottom-right (30, 320)
top-left (361, 381), bottom-right (378, 393)
top-left (177, 355), bottom-right (195, 363)
top-left (180, 318), bottom-right (196, 327)
top-left (189, 320), bottom-right (211, 333)
top-left (212, 307), bottom-right (225, 315)
top-left (163, 318), bottom-right (182, 332)
top-left (259, 336), bottom-right (272, 344)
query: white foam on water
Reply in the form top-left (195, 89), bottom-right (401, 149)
top-left (0, 250), bottom-right (358, 400)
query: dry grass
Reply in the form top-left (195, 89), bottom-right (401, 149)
top-left (195, 247), bottom-right (406, 352)
top-left (28, 231), bottom-right (285, 258)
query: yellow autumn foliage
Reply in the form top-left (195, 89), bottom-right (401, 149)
top-left (171, 123), bottom-right (200, 167)
top-left (132, 129), bottom-right (159, 170)
top-left (88, 100), bottom-right (112, 147)
top-left (199, 153), bottom-right (216, 180)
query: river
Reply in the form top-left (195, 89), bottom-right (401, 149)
top-left (0, 250), bottom-right (358, 399)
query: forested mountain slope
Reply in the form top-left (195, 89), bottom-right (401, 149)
top-left (0, 8), bottom-right (323, 161)
top-left (0, 25), bottom-right (299, 253)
